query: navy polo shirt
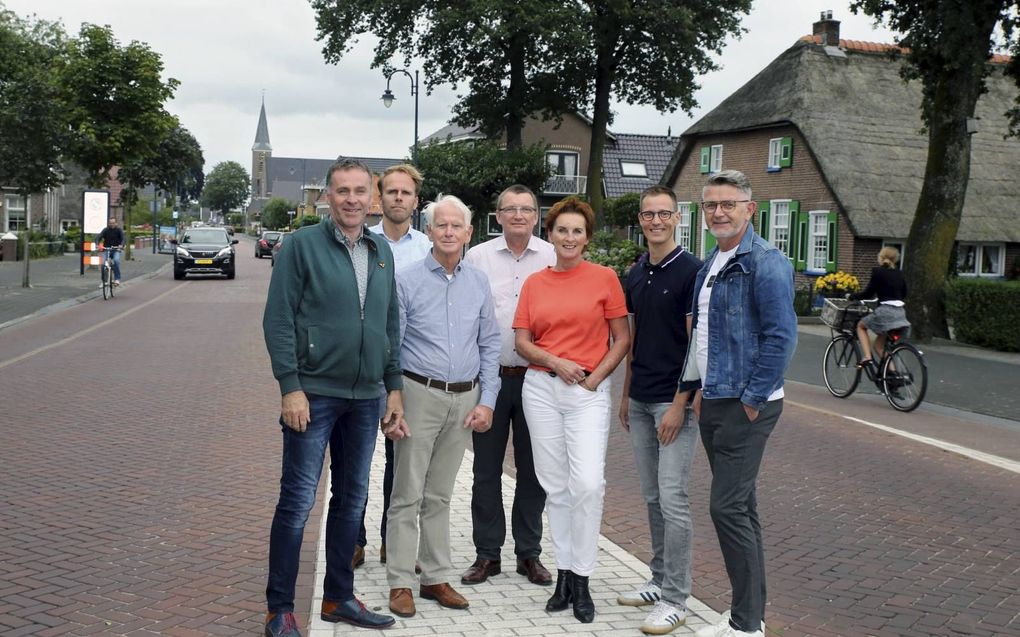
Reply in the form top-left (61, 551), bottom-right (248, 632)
top-left (624, 245), bottom-right (702, 403)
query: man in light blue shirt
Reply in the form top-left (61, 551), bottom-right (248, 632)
top-left (357, 164), bottom-right (432, 569)
top-left (384, 195), bottom-right (501, 619)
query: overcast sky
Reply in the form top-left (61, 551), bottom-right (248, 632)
top-left (8, 1), bottom-right (899, 172)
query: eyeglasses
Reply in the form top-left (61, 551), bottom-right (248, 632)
top-left (701, 200), bottom-right (750, 213)
top-left (498, 206), bottom-right (537, 215)
top-left (638, 209), bottom-right (675, 221)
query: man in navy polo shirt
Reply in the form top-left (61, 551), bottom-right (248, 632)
top-left (617, 185), bottom-right (702, 635)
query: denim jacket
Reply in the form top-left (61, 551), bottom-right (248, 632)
top-left (680, 227), bottom-right (797, 411)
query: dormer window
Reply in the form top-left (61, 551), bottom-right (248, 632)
top-left (620, 161), bottom-right (647, 178)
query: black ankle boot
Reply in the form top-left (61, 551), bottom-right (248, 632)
top-left (571, 572), bottom-right (594, 623)
top-left (545, 569), bottom-right (573, 611)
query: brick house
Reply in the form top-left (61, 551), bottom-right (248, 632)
top-left (661, 14), bottom-right (1020, 288)
top-left (424, 112), bottom-right (678, 237)
top-left (2, 164), bottom-right (125, 236)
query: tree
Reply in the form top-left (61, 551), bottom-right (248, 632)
top-left (571, 1), bottom-right (750, 214)
top-left (415, 140), bottom-right (552, 231)
top-left (603, 193), bottom-right (641, 230)
top-left (851, 0), bottom-right (1020, 340)
top-left (61, 24), bottom-right (179, 188)
top-left (202, 161), bottom-right (250, 215)
top-left (311, 0), bottom-right (585, 150)
top-left (118, 125), bottom-right (205, 209)
top-left (261, 197), bottom-right (294, 230)
top-left (297, 214), bottom-right (321, 228)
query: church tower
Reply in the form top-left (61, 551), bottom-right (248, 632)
top-left (251, 97), bottom-right (272, 200)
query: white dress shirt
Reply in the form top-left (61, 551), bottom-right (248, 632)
top-left (369, 223), bottom-right (432, 270)
top-left (464, 234), bottom-right (556, 367)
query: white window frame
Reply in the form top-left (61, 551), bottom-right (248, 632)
top-left (675, 202), bottom-right (692, 251)
top-left (488, 212), bottom-right (502, 237)
top-left (620, 161), bottom-right (648, 178)
top-left (768, 199), bottom-right (791, 255)
top-left (957, 242), bottom-right (1005, 277)
top-left (806, 210), bottom-right (829, 273)
top-left (767, 138), bottom-right (782, 170)
top-left (4, 193), bottom-right (26, 232)
top-left (61, 220), bottom-right (79, 233)
top-left (709, 145), bottom-right (723, 173)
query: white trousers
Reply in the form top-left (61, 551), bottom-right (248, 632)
top-left (522, 369), bottom-right (611, 576)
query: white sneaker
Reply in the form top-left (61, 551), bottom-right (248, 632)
top-left (640, 601), bottom-right (686, 635)
top-left (616, 582), bottom-right (661, 607)
top-left (694, 614), bottom-right (762, 637)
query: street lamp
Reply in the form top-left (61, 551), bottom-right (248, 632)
top-left (380, 68), bottom-right (420, 165)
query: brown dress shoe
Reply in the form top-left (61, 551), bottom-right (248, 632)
top-left (461, 558), bottom-right (501, 584)
top-left (420, 582), bottom-right (469, 610)
top-left (388, 588), bottom-right (415, 617)
top-left (352, 544), bottom-right (365, 569)
top-left (517, 558), bottom-right (552, 585)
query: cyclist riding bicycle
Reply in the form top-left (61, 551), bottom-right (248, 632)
top-left (849, 246), bottom-right (910, 371)
top-left (95, 216), bottom-right (124, 286)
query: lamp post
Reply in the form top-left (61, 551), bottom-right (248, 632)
top-left (381, 68), bottom-right (420, 165)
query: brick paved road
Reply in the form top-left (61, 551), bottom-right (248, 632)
top-left (0, 255), bottom-right (327, 636)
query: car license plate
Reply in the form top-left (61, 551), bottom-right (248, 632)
top-left (195, 259), bottom-right (213, 265)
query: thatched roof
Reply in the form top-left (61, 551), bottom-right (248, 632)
top-left (663, 38), bottom-right (1020, 242)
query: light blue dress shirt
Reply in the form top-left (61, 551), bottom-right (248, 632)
top-left (370, 223), bottom-right (432, 270)
top-left (397, 252), bottom-right (501, 409)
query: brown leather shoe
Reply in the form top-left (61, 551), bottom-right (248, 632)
top-left (379, 544), bottom-right (386, 564)
top-left (420, 582), bottom-right (469, 610)
top-left (388, 588), bottom-right (415, 618)
top-left (352, 544), bottom-right (365, 569)
top-left (517, 557), bottom-right (552, 585)
top-left (460, 558), bottom-right (501, 585)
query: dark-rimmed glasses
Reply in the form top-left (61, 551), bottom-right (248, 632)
top-left (701, 200), bottom-right (750, 213)
top-left (638, 210), bottom-right (675, 221)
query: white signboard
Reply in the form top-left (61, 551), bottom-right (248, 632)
top-left (82, 191), bottom-right (110, 234)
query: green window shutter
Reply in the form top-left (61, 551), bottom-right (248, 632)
top-left (703, 226), bottom-right (717, 255)
top-left (825, 209), bottom-right (838, 273)
top-left (699, 147), bottom-right (710, 174)
top-left (689, 202), bottom-right (698, 253)
top-left (793, 201), bottom-right (807, 271)
top-left (758, 200), bottom-right (770, 240)
top-left (780, 137), bottom-right (793, 168)
top-left (787, 200), bottom-right (800, 262)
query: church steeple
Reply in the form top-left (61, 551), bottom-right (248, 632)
top-left (253, 95), bottom-right (272, 152)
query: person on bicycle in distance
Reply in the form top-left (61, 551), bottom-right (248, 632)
top-left (95, 217), bottom-right (124, 285)
top-left (850, 246), bottom-right (910, 371)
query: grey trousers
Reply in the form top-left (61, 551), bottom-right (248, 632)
top-left (699, 397), bottom-right (782, 634)
top-left (386, 378), bottom-right (477, 589)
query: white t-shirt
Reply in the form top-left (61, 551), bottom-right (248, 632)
top-left (696, 246), bottom-right (783, 402)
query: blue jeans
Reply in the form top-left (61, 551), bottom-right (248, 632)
top-left (103, 249), bottom-right (122, 281)
top-left (266, 394), bottom-right (379, 613)
top-left (627, 400), bottom-right (698, 609)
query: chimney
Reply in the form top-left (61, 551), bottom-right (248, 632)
top-left (813, 10), bottom-right (840, 47)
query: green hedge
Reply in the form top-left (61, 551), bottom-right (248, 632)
top-left (946, 278), bottom-right (1020, 352)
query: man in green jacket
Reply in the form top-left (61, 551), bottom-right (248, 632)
top-left (262, 158), bottom-right (407, 637)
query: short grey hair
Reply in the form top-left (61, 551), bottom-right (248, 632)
top-left (702, 169), bottom-right (752, 200)
top-left (422, 194), bottom-right (472, 229)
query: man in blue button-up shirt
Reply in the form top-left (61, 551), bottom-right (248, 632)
top-left (384, 195), bottom-right (501, 619)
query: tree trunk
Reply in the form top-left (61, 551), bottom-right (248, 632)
top-left (586, 45), bottom-right (615, 217)
top-left (505, 30), bottom-right (527, 151)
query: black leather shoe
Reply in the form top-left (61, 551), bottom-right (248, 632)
top-left (571, 573), bottom-right (595, 623)
top-left (461, 558), bottom-right (501, 584)
top-left (321, 598), bottom-right (395, 629)
top-left (265, 612), bottom-right (302, 637)
top-left (517, 558), bottom-right (552, 585)
top-left (546, 569), bottom-right (573, 612)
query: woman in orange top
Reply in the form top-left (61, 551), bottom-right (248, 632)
top-left (513, 197), bottom-right (630, 624)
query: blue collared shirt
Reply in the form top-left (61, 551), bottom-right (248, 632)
top-left (370, 223), bottom-right (432, 270)
top-left (397, 252), bottom-right (502, 408)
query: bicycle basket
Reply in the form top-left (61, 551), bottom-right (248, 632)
top-left (821, 298), bottom-right (871, 330)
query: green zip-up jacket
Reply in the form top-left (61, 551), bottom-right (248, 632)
top-left (263, 216), bottom-right (403, 399)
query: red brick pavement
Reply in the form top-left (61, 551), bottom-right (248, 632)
top-left (598, 378), bottom-right (1020, 637)
top-left (0, 268), bottom-right (323, 635)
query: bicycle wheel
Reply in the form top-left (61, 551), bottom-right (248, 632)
top-left (101, 264), bottom-right (111, 300)
top-left (823, 334), bottom-right (861, 398)
top-left (883, 344), bottom-right (927, 412)
top-left (108, 267), bottom-right (115, 298)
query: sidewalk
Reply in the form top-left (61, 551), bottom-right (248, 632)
top-left (308, 444), bottom-right (724, 637)
top-left (0, 249), bottom-right (172, 329)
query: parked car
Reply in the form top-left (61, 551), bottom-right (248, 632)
top-left (271, 232), bottom-right (291, 267)
top-left (173, 227), bottom-right (238, 280)
top-left (256, 231), bottom-right (282, 258)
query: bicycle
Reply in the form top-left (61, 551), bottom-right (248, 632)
top-left (100, 246), bottom-right (121, 300)
top-left (820, 298), bottom-right (928, 412)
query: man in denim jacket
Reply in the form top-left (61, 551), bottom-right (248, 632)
top-left (687, 170), bottom-right (797, 637)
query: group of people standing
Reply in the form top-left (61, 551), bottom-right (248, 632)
top-left (261, 160), bottom-right (797, 637)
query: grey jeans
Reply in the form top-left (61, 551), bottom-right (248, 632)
top-left (627, 399), bottom-right (698, 609)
